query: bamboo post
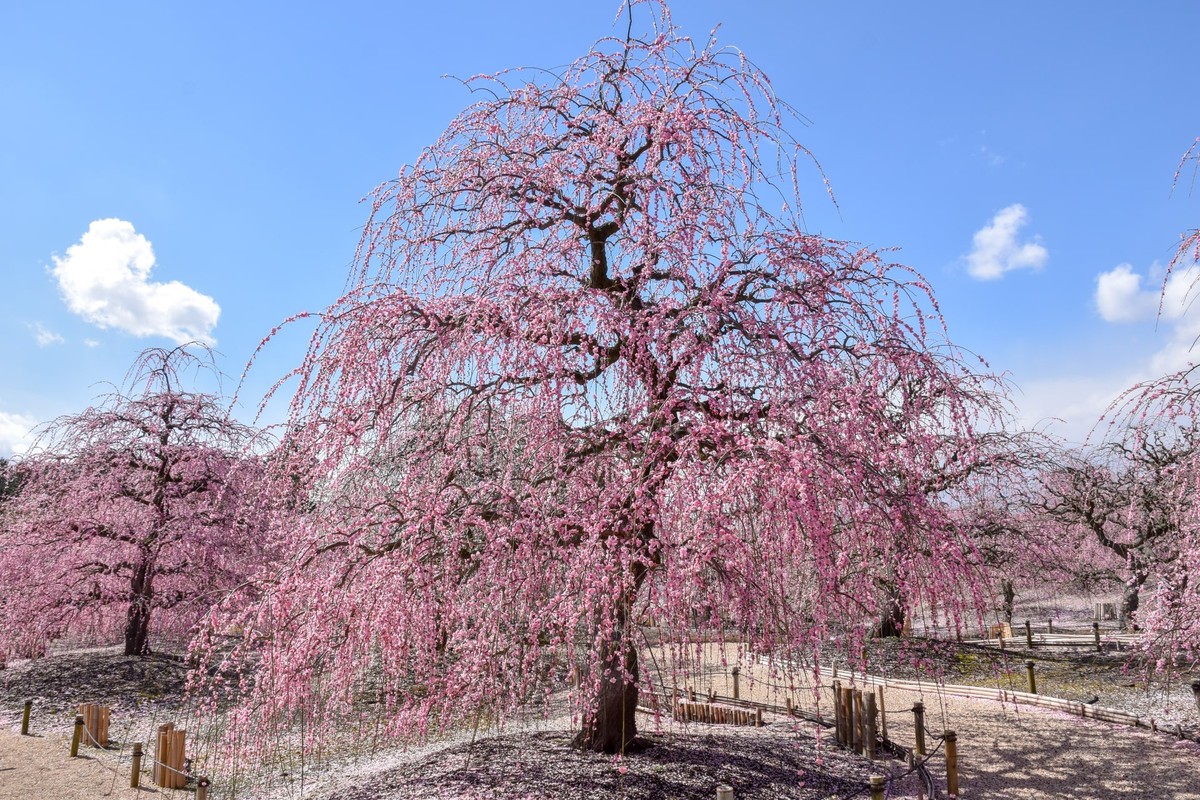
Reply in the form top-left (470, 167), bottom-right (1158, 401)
top-left (870, 775), bottom-right (886, 800)
top-left (731, 666), bottom-right (740, 700)
top-left (716, 786), bottom-right (734, 800)
top-left (1025, 619), bottom-right (1033, 647)
top-left (945, 730), bottom-right (959, 797)
top-left (1025, 660), bottom-right (1037, 695)
top-left (913, 701), bottom-right (926, 756)
top-left (154, 723), bottom-right (172, 786)
top-left (841, 687), bottom-right (853, 746)
top-left (99, 705), bottom-right (109, 747)
top-left (130, 743), bottom-right (143, 788)
top-left (197, 776), bottom-right (210, 800)
top-left (865, 691), bottom-right (878, 760)
top-left (169, 728), bottom-right (186, 788)
top-left (1093, 622), bottom-right (1101, 652)
top-left (876, 685), bottom-right (888, 741)
top-left (20, 700), bottom-right (31, 735)
top-left (70, 715), bottom-right (83, 757)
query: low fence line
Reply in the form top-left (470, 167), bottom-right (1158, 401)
top-left (643, 682), bottom-right (942, 799)
top-left (752, 656), bottom-right (1197, 741)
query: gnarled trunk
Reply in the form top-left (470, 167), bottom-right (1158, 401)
top-left (574, 622), bottom-right (640, 753)
top-left (1001, 578), bottom-right (1016, 623)
top-left (1118, 569), bottom-right (1149, 632)
top-left (124, 559), bottom-right (154, 656)
top-left (875, 580), bottom-right (906, 638)
top-left (575, 561), bottom-right (647, 754)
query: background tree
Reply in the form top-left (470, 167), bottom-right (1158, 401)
top-left (0, 346), bottom-right (274, 658)
top-left (1038, 433), bottom-right (1194, 630)
top-left (1068, 136), bottom-right (1200, 668)
top-left (218, 1), bottom-right (1001, 755)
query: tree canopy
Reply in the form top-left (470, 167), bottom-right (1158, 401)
top-left (214, 0), bottom-right (1003, 754)
top-left (0, 346), bottom-right (274, 658)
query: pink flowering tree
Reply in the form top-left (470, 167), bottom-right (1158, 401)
top-left (1066, 138), bottom-right (1200, 667)
top-left (0, 346), bottom-right (274, 658)
top-left (219, 1), bottom-right (1001, 754)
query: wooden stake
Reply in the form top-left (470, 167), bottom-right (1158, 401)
top-left (832, 681), bottom-right (843, 744)
top-left (1025, 660), bottom-right (1037, 695)
top-left (945, 730), bottom-right (959, 797)
top-left (865, 691), bottom-right (878, 760)
top-left (130, 743), bottom-right (143, 788)
top-left (20, 700), bottom-right (31, 736)
top-left (154, 723), bottom-right (173, 786)
top-left (99, 705), bottom-right (110, 747)
top-left (870, 774), bottom-right (886, 800)
top-left (169, 729), bottom-right (186, 788)
top-left (70, 715), bottom-right (83, 757)
top-left (1093, 622), bottom-right (1101, 652)
top-left (755, 707), bottom-right (763, 728)
top-left (853, 689), bottom-right (864, 754)
top-left (876, 686), bottom-right (888, 741)
top-left (731, 666), bottom-right (740, 700)
top-left (197, 776), bottom-right (211, 800)
top-left (1025, 619), bottom-right (1033, 648)
top-left (913, 702), bottom-right (926, 756)
top-left (715, 785), bottom-right (734, 800)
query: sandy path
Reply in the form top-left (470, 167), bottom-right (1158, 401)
top-left (4, 648), bottom-right (1200, 799)
top-left (0, 727), bottom-right (162, 800)
top-left (666, 646), bottom-right (1200, 799)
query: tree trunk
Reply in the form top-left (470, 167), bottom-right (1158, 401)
top-left (575, 622), bottom-right (640, 753)
top-left (875, 580), bottom-right (906, 638)
top-left (124, 559), bottom-right (154, 656)
top-left (1001, 578), bottom-right (1016, 623)
top-left (576, 557), bottom-right (649, 755)
top-left (1118, 569), bottom-right (1149, 632)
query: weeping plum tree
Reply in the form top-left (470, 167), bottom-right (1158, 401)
top-left (0, 346), bottom-right (274, 658)
top-left (220, 1), bottom-right (999, 754)
top-left (1072, 137), bottom-right (1200, 668)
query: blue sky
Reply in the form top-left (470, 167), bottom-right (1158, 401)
top-left (2, 1), bottom-right (1198, 455)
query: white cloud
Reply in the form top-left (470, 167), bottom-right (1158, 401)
top-left (82, 339), bottom-right (100, 348)
top-left (1095, 263), bottom-right (1200, 324)
top-left (50, 219), bottom-right (220, 345)
top-left (965, 204), bottom-right (1048, 280)
top-left (0, 412), bottom-right (37, 458)
top-left (30, 322), bottom-right (64, 347)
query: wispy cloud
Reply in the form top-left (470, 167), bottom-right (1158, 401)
top-left (0, 411), bottom-right (37, 457)
top-left (29, 322), bottom-right (64, 347)
top-left (965, 204), bottom-right (1048, 280)
top-left (50, 219), bottom-right (220, 345)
